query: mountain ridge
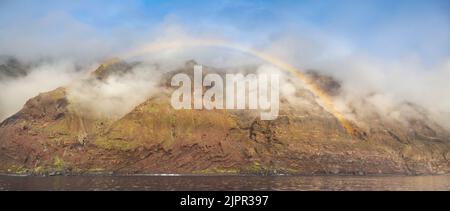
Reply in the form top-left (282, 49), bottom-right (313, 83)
top-left (0, 60), bottom-right (449, 175)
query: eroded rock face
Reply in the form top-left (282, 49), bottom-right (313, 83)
top-left (0, 61), bottom-right (449, 175)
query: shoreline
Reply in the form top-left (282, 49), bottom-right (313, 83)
top-left (1, 171), bottom-right (448, 177)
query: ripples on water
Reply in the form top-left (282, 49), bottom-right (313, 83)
top-left (0, 175), bottom-right (449, 191)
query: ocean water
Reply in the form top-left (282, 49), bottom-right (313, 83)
top-left (1, 174), bottom-right (449, 191)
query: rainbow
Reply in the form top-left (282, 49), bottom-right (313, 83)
top-left (118, 38), bottom-right (354, 135)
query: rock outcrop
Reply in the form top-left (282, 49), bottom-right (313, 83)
top-left (0, 61), bottom-right (449, 175)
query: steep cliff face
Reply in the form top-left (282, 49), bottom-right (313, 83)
top-left (0, 61), bottom-right (449, 175)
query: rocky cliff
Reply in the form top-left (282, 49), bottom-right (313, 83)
top-left (0, 60), bottom-right (449, 175)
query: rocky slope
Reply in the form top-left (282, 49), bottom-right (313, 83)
top-left (0, 61), bottom-right (449, 175)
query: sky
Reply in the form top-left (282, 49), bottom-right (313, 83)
top-left (0, 0), bottom-right (448, 63)
top-left (0, 0), bottom-right (449, 127)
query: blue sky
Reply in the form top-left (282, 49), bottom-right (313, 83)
top-left (0, 0), bottom-right (448, 63)
top-left (1, 0), bottom-right (449, 125)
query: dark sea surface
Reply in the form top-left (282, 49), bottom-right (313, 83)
top-left (1, 174), bottom-right (449, 191)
